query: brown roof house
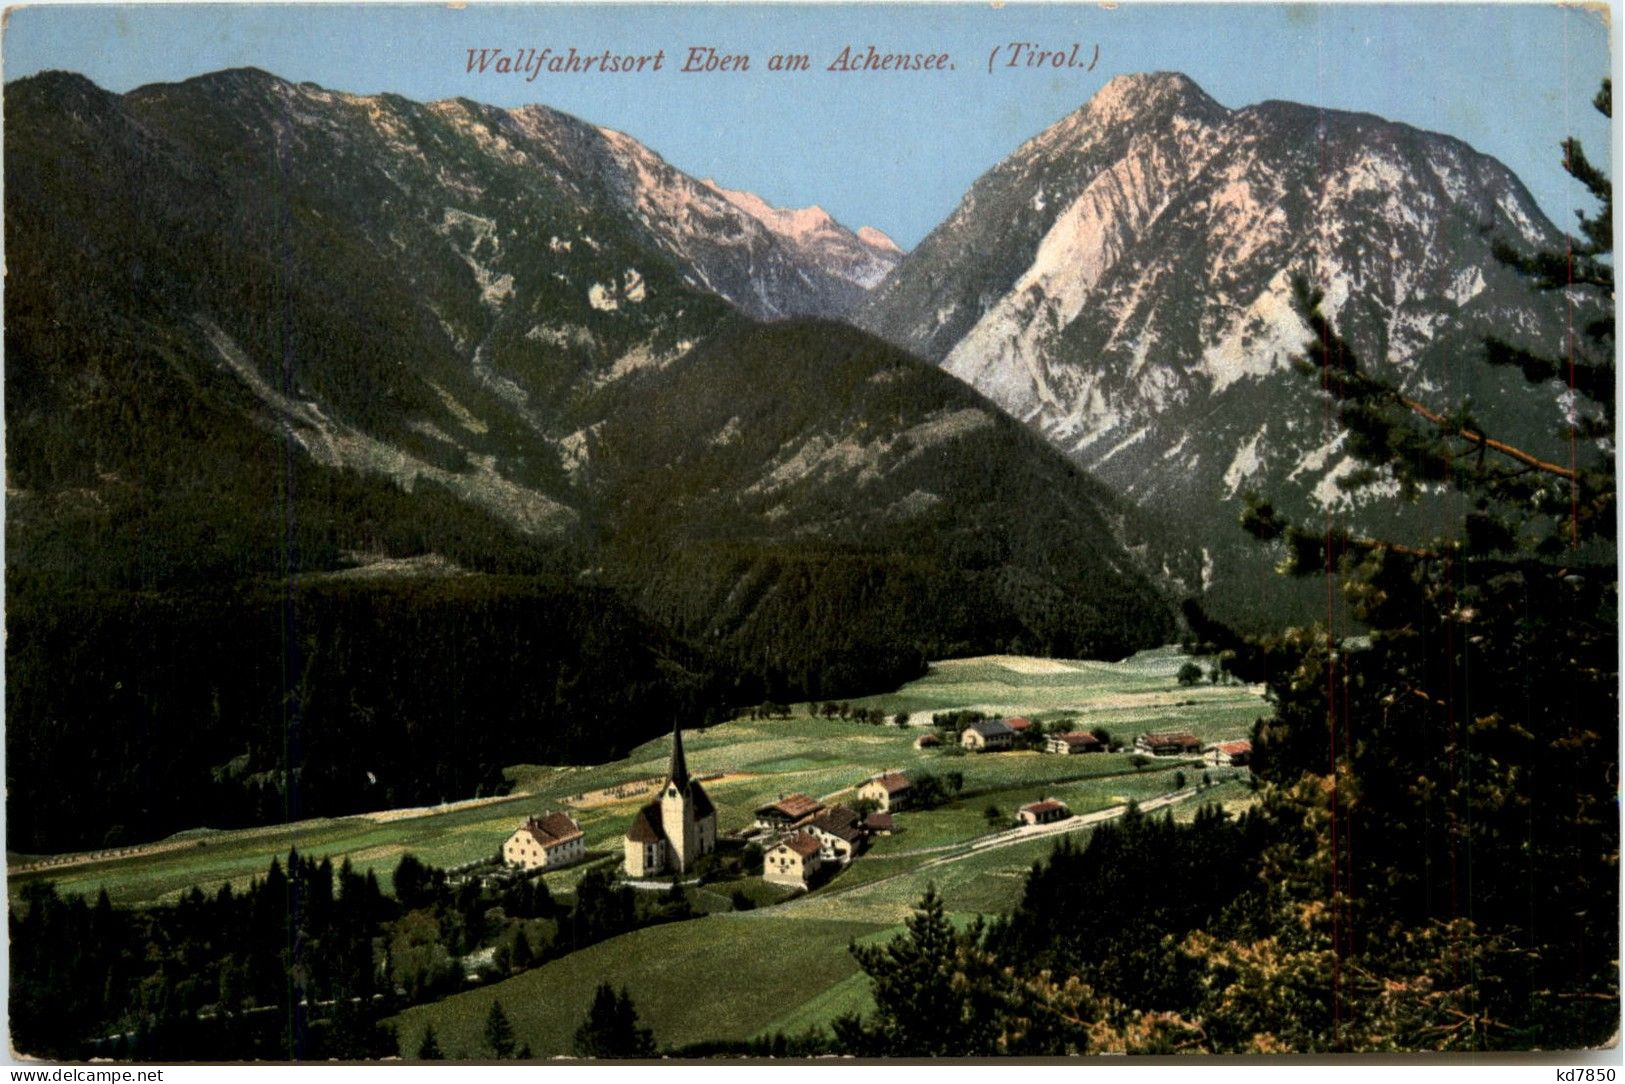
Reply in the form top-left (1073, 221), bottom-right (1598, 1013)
top-left (764, 832), bottom-right (823, 890)
top-left (754, 793), bottom-right (823, 832)
top-left (1018, 799), bottom-right (1071, 826)
top-left (805, 805), bottom-right (866, 864)
top-left (503, 811), bottom-right (586, 870)
top-left (1135, 731), bottom-right (1203, 756)
top-left (961, 718), bottom-right (1015, 752)
top-left (624, 722), bottom-right (718, 878)
top-left (1208, 739), bottom-right (1253, 767)
top-left (858, 771), bottom-right (912, 812)
top-left (1047, 731), bottom-right (1103, 755)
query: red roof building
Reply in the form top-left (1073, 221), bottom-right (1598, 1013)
top-left (1047, 731), bottom-right (1103, 754)
top-left (754, 792), bottom-right (824, 829)
top-left (1018, 799), bottom-right (1071, 826)
top-left (764, 831), bottom-right (824, 889)
top-left (859, 771), bottom-right (913, 811)
top-left (1136, 731), bottom-right (1203, 756)
top-left (504, 811), bottom-right (586, 870)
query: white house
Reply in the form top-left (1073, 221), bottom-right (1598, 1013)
top-left (764, 832), bottom-right (823, 889)
top-left (805, 805), bottom-right (865, 864)
top-left (858, 771), bottom-right (912, 811)
top-left (961, 718), bottom-right (1015, 752)
top-left (503, 811), bottom-right (586, 870)
top-left (1047, 731), bottom-right (1103, 755)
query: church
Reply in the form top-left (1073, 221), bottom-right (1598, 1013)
top-left (623, 722), bottom-right (718, 877)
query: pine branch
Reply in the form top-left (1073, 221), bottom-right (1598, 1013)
top-left (1490, 240), bottom-right (1613, 291)
top-left (1397, 396), bottom-right (1578, 481)
top-left (1562, 137), bottom-right (1612, 223)
top-left (1483, 338), bottom-right (1614, 406)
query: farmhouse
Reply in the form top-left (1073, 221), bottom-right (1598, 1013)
top-left (1018, 798), bottom-right (1071, 825)
top-left (1047, 731), bottom-right (1103, 755)
top-left (805, 805), bottom-right (866, 864)
top-left (1136, 730), bottom-right (1202, 756)
top-left (764, 832), bottom-right (823, 889)
top-left (754, 793), bottom-right (823, 831)
top-left (859, 771), bottom-right (912, 811)
top-left (1006, 717), bottom-right (1033, 734)
top-left (502, 811), bottom-right (586, 870)
top-left (624, 723), bottom-right (718, 877)
top-left (961, 718), bottom-right (1015, 752)
top-left (1209, 739), bottom-right (1253, 767)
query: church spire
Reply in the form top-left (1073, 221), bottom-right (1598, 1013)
top-left (667, 719), bottom-right (690, 792)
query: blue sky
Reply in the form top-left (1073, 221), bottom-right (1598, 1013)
top-left (4, 3), bottom-right (1613, 248)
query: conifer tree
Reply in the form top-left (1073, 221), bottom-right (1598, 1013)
top-left (572, 982), bottom-right (656, 1058)
top-left (1193, 77), bottom-right (1618, 1049)
top-left (483, 999), bottom-right (516, 1060)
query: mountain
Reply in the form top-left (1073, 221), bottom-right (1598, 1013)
top-left (858, 72), bottom-right (1592, 620)
top-left (586, 318), bottom-right (1185, 681)
top-left (4, 68), bottom-right (1178, 850)
top-left (703, 178), bottom-right (901, 299)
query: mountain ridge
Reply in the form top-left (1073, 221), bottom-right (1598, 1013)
top-left (856, 70), bottom-right (1591, 620)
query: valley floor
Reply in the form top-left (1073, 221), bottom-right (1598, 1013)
top-left (9, 646), bottom-right (1264, 1054)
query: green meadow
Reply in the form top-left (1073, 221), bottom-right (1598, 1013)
top-left (11, 648), bottom-right (1259, 907)
top-left (11, 646), bottom-right (1262, 1053)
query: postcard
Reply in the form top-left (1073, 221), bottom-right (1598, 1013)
top-left (3, 0), bottom-right (1617, 1064)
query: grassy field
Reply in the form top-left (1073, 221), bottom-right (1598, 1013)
top-left (390, 914), bottom-right (890, 1058)
top-left (15, 645), bottom-right (1263, 1051)
top-left (9, 648), bottom-right (1259, 909)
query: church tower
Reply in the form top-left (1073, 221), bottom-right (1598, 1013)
top-left (658, 720), bottom-right (701, 872)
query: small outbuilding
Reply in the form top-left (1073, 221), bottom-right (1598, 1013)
top-left (1017, 799), bottom-right (1072, 826)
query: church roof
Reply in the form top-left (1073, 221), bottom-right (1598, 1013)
top-left (689, 779), bottom-right (716, 818)
top-left (667, 720), bottom-right (691, 792)
top-left (627, 802), bottom-right (665, 844)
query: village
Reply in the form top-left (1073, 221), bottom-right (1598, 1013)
top-left (7, 648), bottom-right (1268, 1056)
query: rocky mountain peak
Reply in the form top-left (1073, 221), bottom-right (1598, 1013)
top-left (856, 225), bottom-right (902, 254)
top-left (857, 74), bottom-right (1592, 620)
top-left (698, 177), bottom-right (903, 296)
top-left (1087, 71), bottom-right (1223, 122)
